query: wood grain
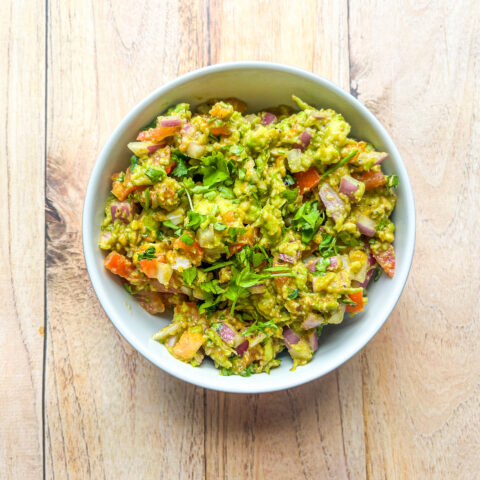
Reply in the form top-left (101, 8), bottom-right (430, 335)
top-left (349, 1), bottom-right (480, 478)
top-left (1, 0), bottom-right (479, 478)
top-left (45, 1), bottom-right (208, 478)
top-left (0, 1), bottom-right (45, 479)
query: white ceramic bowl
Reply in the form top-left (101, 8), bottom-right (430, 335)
top-left (83, 62), bottom-right (415, 393)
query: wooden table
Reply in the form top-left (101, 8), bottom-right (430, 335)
top-left (2, 1), bottom-right (479, 478)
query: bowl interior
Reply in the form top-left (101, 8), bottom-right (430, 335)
top-left (83, 63), bottom-right (415, 393)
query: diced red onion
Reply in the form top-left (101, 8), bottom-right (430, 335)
top-left (147, 143), bottom-right (164, 153)
top-left (339, 175), bottom-right (359, 199)
top-left (218, 324), bottom-right (237, 343)
top-left (236, 340), bottom-right (249, 357)
top-left (299, 130), bottom-right (312, 148)
top-left (249, 284), bottom-right (265, 294)
top-left (319, 183), bottom-right (346, 222)
top-left (356, 267), bottom-right (376, 288)
top-left (356, 215), bottom-right (377, 237)
top-left (301, 312), bottom-right (324, 329)
top-left (261, 112), bottom-right (276, 125)
top-left (328, 256), bottom-right (338, 271)
top-left (160, 118), bottom-right (182, 127)
top-left (375, 153), bottom-right (389, 165)
top-left (166, 336), bottom-right (177, 347)
top-left (367, 248), bottom-right (376, 267)
top-left (166, 210), bottom-right (184, 225)
top-left (283, 327), bottom-right (300, 346)
top-left (313, 113), bottom-right (326, 120)
top-left (303, 256), bottom-right (318, 273)
top-left (307, 331), bottom-right (318, 352)
top-left (186, 142), bottom-right (205, 159)
top-left (278, 253), bottom-right (296, 264)
top-left (111, 201), bottom-right (133, 224)
top-left (151, 280), bottom-right (180, 294)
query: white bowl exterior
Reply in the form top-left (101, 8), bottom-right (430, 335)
top-left (83, 62), bottom-right (415, 393)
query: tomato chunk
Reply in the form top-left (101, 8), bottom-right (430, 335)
top-left (346, 291), bottom-right (364, 313)
top-left (210, 126), bottom-right (231, 136)
top-left (136, 125), bottom-right (181, 142)
top-left (104, 252), bottom-right (135, 279)
top-left (374, 245), bottom-right (396, 278)
top-left (174, 235), bottom-right (204, 259)
top-left (294, 167), bottom-right (321, 195)
top-left (353, 170), bottom-right (386, 191)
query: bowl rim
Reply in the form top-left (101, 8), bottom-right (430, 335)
top-left (82, 61), bottom-right (416, 393)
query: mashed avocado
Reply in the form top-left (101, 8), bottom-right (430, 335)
top-left (99, 95), bottom-right (398, 376)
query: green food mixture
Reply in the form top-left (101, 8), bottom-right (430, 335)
top-left (99, 96), bottom-right (398, 376)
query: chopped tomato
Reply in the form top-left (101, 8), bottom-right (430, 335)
top-left (174, 235), bottom-right (204, 259)
top-left (139, 254), bottom-right (167, 278)
top-left (210, 126), bottom-right (231, 136)
top-left (228, 228), bottom-right (256, 257)
top-left (294, 166), bottom-right (321, 195)
top-left (209, 103), bottom-right (232, 119)
top-left (353, 170), bottom-right (386, 191)
top-left (136, 125), bottom-right (181, 142)
top-left (164, 161), bottom-right (177, 175)
top-left (373, 245), bottom-right (395, 278)
top-left (172, 330), bottom-right (204, 361)
top-left (139, 259), bottom-right (158, 278)
top-left (346, 291), bottom-right (364, 313)
top-left (111, 168), bottom-right (143, 201)
top-left (104, 251), bottom-right (135, 279)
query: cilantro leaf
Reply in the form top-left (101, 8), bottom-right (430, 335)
top-left (138, 246), bottom-right (156, 260)
top-left (130, 155), bottom-right (139, 169)
top-left (282, 188), bottom-right (298, 203)
top-left (180, 233), bottom-right (194, 245)
top-left (183, 267), bottom-right (197, 286)
top-left (214, 222), bottom-right (227, 231)
top-left (172, 153), bottom-right (189, 177)
top-left (288, 289), bottom-right (299, 299)
top-left (200, 152), bottom-right (230, 186)
top-left (145, 167), bottom-right (165, 183)
top-left (186, 211), bottom-right (206, 231)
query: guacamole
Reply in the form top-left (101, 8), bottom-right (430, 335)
top-left (99, 96), bottom-right (398, 376)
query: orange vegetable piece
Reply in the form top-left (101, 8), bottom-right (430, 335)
top-left (294, 167), bottom-right (321, 195)
top-left (139, 259), bottom-right (158, 278)
top-left (210, 126), bottom-right (231, 136)
top-left (174, 236), bottom-right (204, 259)
top-left (227, 228), bottom-right (256, 257)
top-left (136, 125), bottom-right (181, 142)
top-left (346, 291), bottom-right (364, 313)
top-left (104, 251), bottom-right (135, 279)
top-left (172, 330), bottom-right (204, 361)
top-left (353, 170), bottom-right (386, 191)
top-left (111, 168), bottom-right (139, 201)
top-left (164, 161), bottom-right (177, 175)
top-left (374, 245), bottom-right (395, 278)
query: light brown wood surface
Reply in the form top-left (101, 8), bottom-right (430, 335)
top-left (2, 0), bottom-right (479, 478)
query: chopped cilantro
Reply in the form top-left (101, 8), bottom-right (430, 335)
top-left (145, 167), bottom-right (165, 183)
top-left (130, 155), bottom-right (139, 169)
top-left (386, 174), bottom-right (399, 188)
top-left (282, 187), bottom-right (298, 203)
top-left (214, 222), bottom-right (227, 231)
top-left (183, 267), bottom-right (197, 286)
top-left (180, 233), bottom-right (194, 245)
top-left (186, 211), bottom-right (206, 231)
top-left (321, 149), bottom-right (358, 178)
top-left (138, 246), bottom-right (156, 260)
top-left (124, 283), bottom-right (136, 295)
top-left (288, 289), bottom-right (299, 299)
